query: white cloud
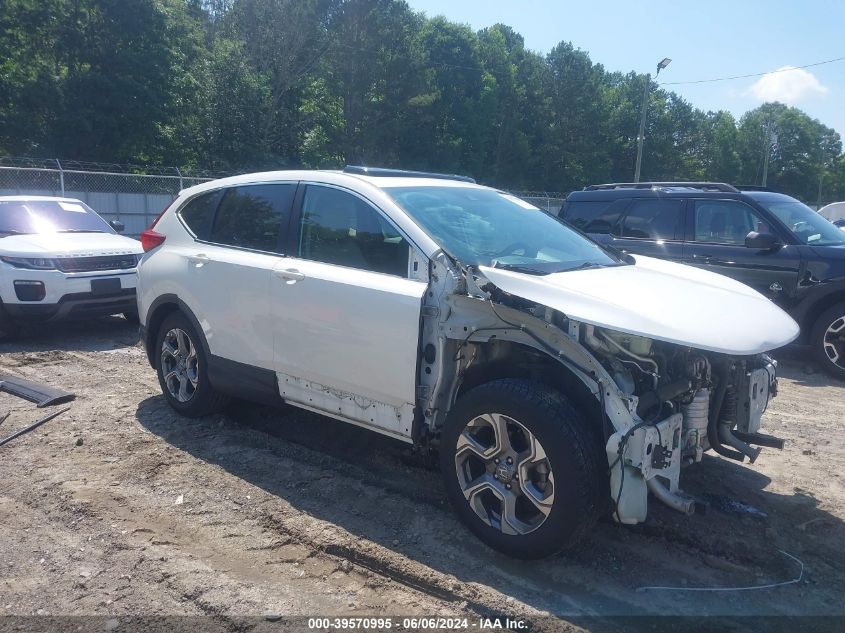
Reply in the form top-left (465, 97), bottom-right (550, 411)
top-left (746, 66), bottom-right (829, 104)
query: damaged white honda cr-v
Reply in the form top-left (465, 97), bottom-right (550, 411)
top-left (137, 167), bottom-right (799, 558)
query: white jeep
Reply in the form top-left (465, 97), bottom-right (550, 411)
top-left (137, 167), bottom-right (799, 558)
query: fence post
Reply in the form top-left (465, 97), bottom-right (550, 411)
top-left (56, 159), bottom-right (65, 197)
top-left (175, 166), bottom-right (184, 191)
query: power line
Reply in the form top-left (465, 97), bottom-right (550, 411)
top-left (659, 55), bottom-right (845, 86)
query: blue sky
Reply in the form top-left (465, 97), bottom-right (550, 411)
top-left (406, 0), bottom-right (845, 140)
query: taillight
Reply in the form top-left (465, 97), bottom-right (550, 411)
top-left (140, 230), bottom-right (166, 252)
top-left (140, 197), bottom-right (175, 252)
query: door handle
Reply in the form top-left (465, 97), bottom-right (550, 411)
top-left (274, 268), bottom-right (305, 282)
top-left (692, 253), bottom-right (712, 261)
top-left (188, 253), bottom-right (210, 265)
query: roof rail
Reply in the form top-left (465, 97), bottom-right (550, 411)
top-left (343, 165), bottom-right (476, 183)
top-left (735, 185), bottom-right (776, 192)
top-left (584, 182), bottom-right (739, 193)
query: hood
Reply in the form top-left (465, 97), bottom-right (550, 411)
top-left (0, 232), bottom-right (143, 257)
top-left (479, 255), bottom-right (799, 355)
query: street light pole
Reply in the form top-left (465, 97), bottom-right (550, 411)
top-left (634, 58), bottom-right (671, 183)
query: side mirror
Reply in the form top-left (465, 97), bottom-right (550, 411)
top-left (745, 231), bottom-right (780, 250)
top-left (109, 219), bottom-right (125, 233)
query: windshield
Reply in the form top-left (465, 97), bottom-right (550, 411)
top-left (0, 200), bottom-right (114, 237)
top-left (757, 199), bottom-right (845, 246)
top-left (385, 186), bottom-right (620, 274)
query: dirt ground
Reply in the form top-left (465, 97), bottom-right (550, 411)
top-left (0, 317), bottom-right (843, 631)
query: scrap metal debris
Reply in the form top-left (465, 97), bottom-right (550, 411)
top-left (0, 407), bottom-right (70, 448)
top-left (0, 373), bottom-right (75, 408)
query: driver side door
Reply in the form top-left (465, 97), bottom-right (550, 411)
top-left (270, 184), bottom-right (427, 441)
top-left (681, 199), bottom-right (802, 305)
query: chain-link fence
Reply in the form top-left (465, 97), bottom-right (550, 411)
top-left (0, 158), bottom-right (225, 237)
top-left (510, 192), bottom-right (566, 214)
top-left (0, 158), bottom-right (569, 237)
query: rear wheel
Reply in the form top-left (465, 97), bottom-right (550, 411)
top-left (439, 378), bottom-right (604, 559)
top-left (810, 301), bottom-right (845, 381)
top-left (155, 311), bottom-right (229, 416)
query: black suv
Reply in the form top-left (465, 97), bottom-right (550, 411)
top-left (560, 182), bottom-right (845, 379)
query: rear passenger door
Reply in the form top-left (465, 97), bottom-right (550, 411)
top-left (606, 198), bottom-right (686, 262)
top-left (177, 182), bottom-right (295, 370)
top-left (270, 184), bottom-right (426, 440)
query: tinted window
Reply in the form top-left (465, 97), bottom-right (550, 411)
top-left (693, 200), bottom-right (768, 245)
top-left (298, 186), bottom-right (409, 276)
top-left (562, 200), bottom-right (620, 234)
top-left (209, 184), bottom-right (294, 252)
top-left (178, 191), bottom-right (219, 239)
top-left (618, 199), bottom-right (683, 240)
top-left (756, 199), bottom-right (845, 246)
top-left (0, 200), bottom-right (114, 236)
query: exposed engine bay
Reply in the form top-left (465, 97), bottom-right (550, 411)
top-left (418, 253), bottom-right (786, 524)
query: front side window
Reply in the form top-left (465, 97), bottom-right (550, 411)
top-left (693, 200), bottom-right (769, 245)
top-left (618, 199), bottom-right (684, 240)
top-left (209, 183), bottom-right (294, 252)
top-left (0, 200), bottom-right (114, 236)
top-left (756, 199), bottom-right (845, 246)
top-left (386, 186), bottom-right (620, 274)
top-left (298, 185), bottom-right (410, 277)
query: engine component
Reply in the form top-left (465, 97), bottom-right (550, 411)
top-left (681, 387), bottom-right (709, 462)
top-left (718, 386), bottom-right (762, 463)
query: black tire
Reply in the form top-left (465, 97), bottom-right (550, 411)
top-left (439, 378), bottom-right (605, 559)
top-left (154, 311), bottom-right (229, 417)
top-left (123, 310), bottom-right (140, 324)
top-left (810, 301), bottom-right (845, 381)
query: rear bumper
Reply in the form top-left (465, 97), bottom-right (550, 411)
top-left (4, 288), bottom-right (136, 322)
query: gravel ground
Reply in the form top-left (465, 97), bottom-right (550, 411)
top-left (0, 317), bottom-right (843, 631)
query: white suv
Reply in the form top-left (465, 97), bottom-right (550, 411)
top-left (0, 196), bottom-right (144, 338)
top-left (137, 167), bottom-right (799, 558)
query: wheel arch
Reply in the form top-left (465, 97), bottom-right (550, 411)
top-left (798, 287), bottom-right (845, 342)
top-left (453, 339), bottom-right (604, 441)
top-left (144, 295), bottom-right (210, 369)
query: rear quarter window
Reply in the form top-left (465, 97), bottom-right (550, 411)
top-left (562, 200), bottom-right (621, 234)
top-left (178, 191), bottom-right (220, 240)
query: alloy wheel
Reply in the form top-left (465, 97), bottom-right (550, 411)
top-left (160, 328), bottom-right (199, 402)
top-left (823, 314), bottom-right (845, 370)
top-left (454, 413), bottom-right (555, 535)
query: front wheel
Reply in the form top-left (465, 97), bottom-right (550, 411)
top-left (154, 311), bottom-right (229, 416)
top-left (810, 301), bottom-right (845, 381)
top-left (439, 379), bottom-right (604, 559)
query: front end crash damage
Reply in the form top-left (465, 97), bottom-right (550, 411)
top-left (418, 252), bottom-right (794, 524)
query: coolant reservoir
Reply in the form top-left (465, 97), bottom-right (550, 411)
top-left (603, 330), bottom-right (653, 356)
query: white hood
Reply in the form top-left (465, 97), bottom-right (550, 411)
top-left (479, 255), bottom-right (800, 355)
top-left (0, 232), bottom-right (143, 258)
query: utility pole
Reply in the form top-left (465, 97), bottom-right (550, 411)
top-left (634, 74), bottom-right (651, 184)
top-left (634, 58), bottom-right (671, 183)
top-left (761, 119), bottom-right (775, 187)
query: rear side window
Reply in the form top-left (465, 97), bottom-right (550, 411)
top-left (209, 183), bottom-right (295, 252)
top-left (562, 200), bottom-right (619, 233)
top-left (619, 199), bottom-right (684, 240)
top-left (298, 185), bottom-right (410, 277)
top-left (178, 191), bottom-right (220, 240)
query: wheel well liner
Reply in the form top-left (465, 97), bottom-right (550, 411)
top-left (455, 340), bottom-right (604, 441)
